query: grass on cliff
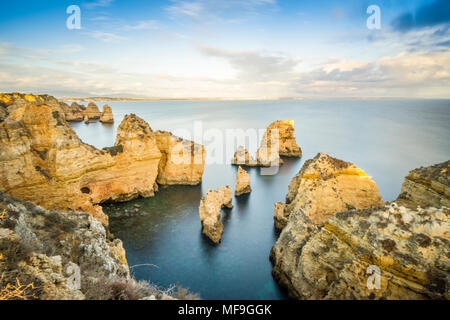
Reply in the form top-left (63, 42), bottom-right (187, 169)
top-left (82, 275), bottom-right (200, 300)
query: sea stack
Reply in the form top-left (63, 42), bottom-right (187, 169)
top-left (232, 146), bottom-right (258, 166)
top-left (270, 159), bottom-right (449, 300)
top-left (199, 186), bottom-right (233, 244)
top-left (273, 152), bottom-right (383, 230)
top-left (256, 120), bottom-right (301, 166)
top-left (62, 102), bottom-right (84, 122)
top-left (235, 166), bottom-right (251, 196)
top-left (100, 104), bottom-right (114, 123)
top-left (83, 102), bottom-right (101, 121)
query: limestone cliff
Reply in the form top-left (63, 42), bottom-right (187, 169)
top-left (270, 160), bottom-right (450, 299)
top-left (256, 120), bottom-right (301, 166)
top-left (62, 103), bottom-right (84, 122)
top-left (232, 146), bottom-right (258, 167)
top-left (0, 96), bottom-right (161, 225)
top-left (0, 93), bottom-right (206, 225)
top-left (83, 102), bottom-right (101, 120)
top-left (397, 160), bottom-right (450, 209)
top-left (199, 186), bottom-right (233, 244)
top-left (100, 104), bottom-right (114, 123)
top-left (154, 131), bottom-right (205, 185)
top-left (0, 191), bottom-right (129, 300)
top-left (235, 166), bottom-right (251, 196)
top-left (274, 153), bottom-right (383, 229)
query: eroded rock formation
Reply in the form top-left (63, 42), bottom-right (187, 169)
top-left (83, 102), bottom-right (101, 120)
top-left (256, 120), bottom-right (301, 166)
top-left (235, 166), bottom-right (251, 196)
top-left (155, 131), bottom-right (205, 185)
top-left (100, 104), bottom-right (114, 123)
top-left (274, 152), bottom-right (383, 229)
top-left (62, 102), bottom-right (84, 122)
top-left (232, 146), bottom-right (258, 167)
top-left (199, 186), bottom-right (233, 244)
top-left (0, 94), bottom-right (206, 225)
top-left (270, 160), bottom-right (450, 300)
top-left (0, 191), bottom-right (129, 300)
top-left (397, 160), bottom-right (450, 208)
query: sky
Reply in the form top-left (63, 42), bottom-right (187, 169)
top-left (0, 0), bottom-right (449, 99)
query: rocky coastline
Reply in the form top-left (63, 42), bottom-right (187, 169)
top-left (0, 93), bottom-right (206, 225)
top-left (270, 158), bottom-right (449, 299)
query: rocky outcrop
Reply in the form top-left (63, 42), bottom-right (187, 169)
top-left (0, 93), bottom-right (206, 225)
top-left (235, 166), bottom-right (251, 196)
top-left (62, 103), bottom-right (84, 122)
top-left (199, 186), bottom-right (233, 244)
top-left (397, 160), bottom-right (450, 209)
top-left (270, 160), bottom-right (450, 300)
top-left (83, 102), bottom-right (101, 121)
top-left (271, 203), bottom-right (449, 300)
top-left (232, 146), bottom-right (258, 167)
top-left (273, 153), bottom-right (383, 229)
top-left (273, 202), bottom-right (287, 230)
top-left (99, 105), bottom-right (114, 123)
top-left (0, 96), bottom-right (161, 225)
top-left (154, 131), bottom-right (205, 185)
top-left (256, 120), bottom-right (301, 166)
top-left (0, 191), bottom-right (129, 300)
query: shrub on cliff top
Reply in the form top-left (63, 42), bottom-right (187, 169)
top-left (102, 144), bottom-right (124, 156)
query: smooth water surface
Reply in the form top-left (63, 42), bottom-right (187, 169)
top-left (70, 99), bottom-right (450, 299)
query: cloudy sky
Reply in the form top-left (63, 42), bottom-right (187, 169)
top-left (0, 0), bottom-right (449, 98)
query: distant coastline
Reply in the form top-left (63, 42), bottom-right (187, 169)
top-left (59, 96), bottom-right (447, 103)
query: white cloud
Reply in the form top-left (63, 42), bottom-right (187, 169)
top-left (84, 0), bottom-right (114, 9)
top-left (89, 31), bottom-right (127, 43)
top-left (124, 20), bottom-right (158, 31)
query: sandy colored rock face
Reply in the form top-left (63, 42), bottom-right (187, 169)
top-left (0, 94), bottom-right (207, 225)
top-left (62, 102), bottom-right (84, 122)
top-left (271, 160), bottom-right (450, 300)
top-left (274, 152), bottom-right (383, 229)
top-left (0, 96), bottom-right (162, 225)
top-left (397, 160), bottom-right (450, 209)
top-left (155, 131), bottom-right (205, 185)
top-left (199, 186), bottom-right (233, 244)
top-left (99, 104), bottom-right (114, 123)
top-left (271, 203), bottom-right (450, 300)
top-left (235, 166), bottom-right (251, 196)
top-left (83, 102), bottom-right (101, 120)
top-left (232, 146), bottom-right (258, 167)
top-left (0, 191), bottom-right (129, 300)
top-left (256, 120), bottom-right (301, 166)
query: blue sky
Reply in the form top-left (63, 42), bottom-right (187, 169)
top-left (0, 0), bottom-right (449, 98)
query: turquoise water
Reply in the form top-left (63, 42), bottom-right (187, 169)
top-left (70, 99), bottom-right (450, 299)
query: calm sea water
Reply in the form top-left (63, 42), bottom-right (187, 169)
top-left (70, 99), bottom-right (450, 300)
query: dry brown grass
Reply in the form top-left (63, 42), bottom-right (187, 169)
top-left (0, 273), bottom-right (37, 300)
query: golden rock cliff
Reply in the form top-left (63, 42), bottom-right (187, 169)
top-left (397, 160), bottom-right (450, 208)
top-left (270, 160), bottom-right (450, 299)
top-left (155, 131), bottom-right (205, 185)
top-left (99, 104), bottom-right (114, 123)
top-left (0, 94), bottom-right (206, 225)
top-left (256, 120), bottom-right (301, 166)
top-left (83, 102), bottom-right (101, 120)
top-left (274, 152), bottom-right (383, 229)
